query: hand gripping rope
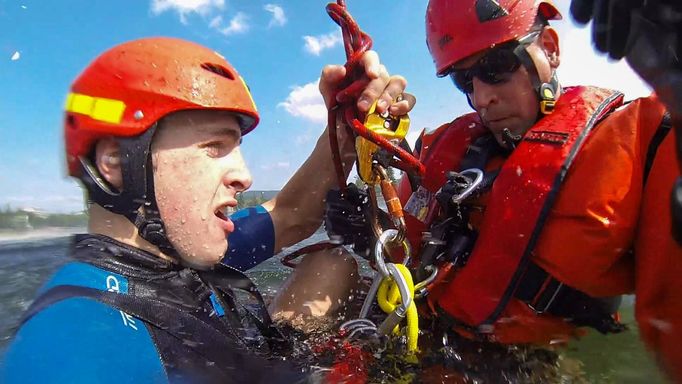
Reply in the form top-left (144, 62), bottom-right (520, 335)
top-left (281, 1), bottom-right (427, 354)
top-left (325, 0), bottom-right (425, 195)
top-left (280, 0), bottom-right (422, 268)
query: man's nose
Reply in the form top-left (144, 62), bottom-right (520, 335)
top-left (470, 76), bottom-right (499, 111)
top-left (224, 147), bottom-right (253, 193)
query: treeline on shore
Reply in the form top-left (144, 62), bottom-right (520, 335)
top-left (0, 191), bottom-right (283, 230)
top-left (0, 208), bottom-right (87, 230)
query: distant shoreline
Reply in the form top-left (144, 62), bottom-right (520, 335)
top-left (0, 227), bottom-right (85, 244)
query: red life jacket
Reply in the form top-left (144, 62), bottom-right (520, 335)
top-left (396, 86), bottom-right (625, 339)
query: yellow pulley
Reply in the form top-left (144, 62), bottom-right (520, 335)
top-left (355, 100), bottom-right (410, 185)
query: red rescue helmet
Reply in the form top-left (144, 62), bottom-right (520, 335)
top-left (64, 36), bottom-right (259, 176)
top-left (426, 0), bottom-right (562, 76)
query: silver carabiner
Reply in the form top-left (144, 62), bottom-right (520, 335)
top-left (339, 318), bottom-right (378, 340)
top-left (376, 263), bottom-right (413, 336)
top-left (374, 229), bottom-right (411, 278)
top-left (451, 168), bottom-right (484, 204)
top-left (414, 265), bottom-right (438, 299)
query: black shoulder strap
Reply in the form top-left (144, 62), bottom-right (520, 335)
top-left (644, 112), bottom-right (673, 186)
top-left (399, 139), bottom-right (421, 192)
top-left (21, 285), bottom-right (306, 384)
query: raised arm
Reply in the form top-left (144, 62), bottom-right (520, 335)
top-left (263, 51), bottom-right (413, 252)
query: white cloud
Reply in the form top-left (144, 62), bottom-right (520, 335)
top-left (151, 0), bottom-right (225, 24)
top-left (303, 30), bottom-right (342, 56)
top-left (208, 15), bottom-right (222, 29)
top-left (264, 4), bottom-right (286, 28)
top-left (278, 79), bottom-right (327, 124)
top-left (10, 51), bottom-right (20, 61)
top-left (260, 161), bottom-right (290, 171)
top-left (220, 12), bottom-right (249, 36)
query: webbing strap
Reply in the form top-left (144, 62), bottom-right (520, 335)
top-left (644, 112), bottom-right (673, 186)
top-left (514, 262), bottom-right (624, 334)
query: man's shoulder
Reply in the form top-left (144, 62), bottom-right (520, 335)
top-left (1, 263), bottom-right (167, 383)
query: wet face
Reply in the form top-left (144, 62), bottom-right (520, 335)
top-left (454, 28), bottom-right (560, 146)
top-left (151, 110), bottom-right (252, 269)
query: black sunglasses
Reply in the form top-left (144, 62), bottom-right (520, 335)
top-left (447, 32), bottom-right (540, 94)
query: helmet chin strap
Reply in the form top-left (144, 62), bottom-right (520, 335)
top-left (79, 124), bottom-right (179, 259)
top-left (513, 43), bottom-right (560, 116)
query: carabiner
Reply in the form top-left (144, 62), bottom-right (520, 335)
top-left (414, 265), bottom-right (438, 299)
top-left (450, 168), bottom-right (484, 204)
top-left (374, 229), bottom-right (411, 278)
top-left (375, 263), bottom-right (419, 352)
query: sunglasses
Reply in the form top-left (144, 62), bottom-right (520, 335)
top-left (447, 31), bottom-right (540, 94)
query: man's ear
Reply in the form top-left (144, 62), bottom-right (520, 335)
top-left (540, 27), bottom-right (561, 69)
top-left (94, 137), bottom-right (123, 190)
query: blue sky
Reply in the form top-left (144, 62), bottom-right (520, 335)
top-left (0, 0), bottom-right (650, 213)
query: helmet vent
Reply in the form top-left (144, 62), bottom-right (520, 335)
top-left (201, 63), bottom-right (235, 80)
top-left (475, 0), bottom-right (509, 22)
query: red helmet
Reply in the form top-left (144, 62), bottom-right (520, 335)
top-left (426, 0), bottom-right (562, 76)
top-left (64, 37), bottom-right (259, 176)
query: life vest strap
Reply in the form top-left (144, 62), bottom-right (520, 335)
top-left (514, 262), bottom-right (625, 334)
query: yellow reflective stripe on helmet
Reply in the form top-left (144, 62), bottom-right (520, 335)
top-left (65, 92), bottom-right (126, 124)
top-left (239, 76), bottom-right (258, 112)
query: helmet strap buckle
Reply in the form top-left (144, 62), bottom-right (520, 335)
top-left (539, 73), bottom-right (559, 115)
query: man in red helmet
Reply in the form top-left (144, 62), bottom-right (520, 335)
top-left (0, 37), bottom-right (412, 383)
top-left (349, 0), bottom-right (680, 364)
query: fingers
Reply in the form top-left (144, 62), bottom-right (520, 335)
top-left (570, 0), bottom-right (596, 24)
top-left (606, 0), bottom-right (642, 59)
top-left (356, 63), bottom-right (390, 112)
top-left (592, 0), bottom-right (611, 53)
top-left (319, 64), bottom-right (347, 108)
top-left (323, 50), bottom-right (415, 116)
top-left (378, 75), bottom-right (408, 113)
top-left (389, 92), bottom-right (416, 116)
top-left (358, 50), bottom-right (381, 79)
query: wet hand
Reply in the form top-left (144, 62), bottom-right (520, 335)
top-left (319, 50), bottom-right (416, 116)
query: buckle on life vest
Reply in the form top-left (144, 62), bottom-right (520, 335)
top-left (515, 262), bottom-right (625, 334)
top-left (515, 262), bottom-right (566, 314)
top-left (527, 279), bottom-right (564, 314)
top-left (540, 99), bottom-right (556, 115)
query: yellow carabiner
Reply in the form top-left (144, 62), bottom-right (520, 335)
top-left (376, 263), bottom-right (419, 353)
top-left (355, 100), bottom-right (410, 185)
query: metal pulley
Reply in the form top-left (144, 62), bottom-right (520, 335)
top-left (355, 100), bottom-right (410, 185)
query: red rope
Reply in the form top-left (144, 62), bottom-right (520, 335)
top-left (325, 1), bottom-right (424, 192)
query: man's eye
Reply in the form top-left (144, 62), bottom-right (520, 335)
top-left (201, 141), bottom-right (230, 157)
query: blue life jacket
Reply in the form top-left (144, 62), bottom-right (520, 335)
top-left (1, 207), bottom-right (306, 383)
